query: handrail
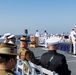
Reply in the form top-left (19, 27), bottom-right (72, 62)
top-left (16, 57), bottom-right (59, 75)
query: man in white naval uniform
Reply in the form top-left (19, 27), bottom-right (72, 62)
top-left (8, 34), bottom-right (15, 44)
top-left (35, 30), bottom-right (40, 45)
top-left (70, 26), bottom-right (76, 55)
top-left (3, 33), bottom-right (11, 43)
top-left (35, 30), bottom-right (40, 37)
top-left (44, 30), bottom-right (48, 48)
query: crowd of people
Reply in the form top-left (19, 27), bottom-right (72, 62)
top-left (35, 28), bottom-right (76, 55)
top-left (0, 26), bottom-right (76, 75)
top-left (0, 28), bottom-right (73, 75)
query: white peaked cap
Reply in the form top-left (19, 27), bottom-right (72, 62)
top-left (4, 33), bottom-right (11, 37)
top-left (74, 26), bottom-right (76, 28)
top-left (8, 34), bottom-right (15, 39)
top-left (46, 37), bottom-right (60, 45)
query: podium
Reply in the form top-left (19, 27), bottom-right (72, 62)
top-left (30, 36), bottom-right (38, 48)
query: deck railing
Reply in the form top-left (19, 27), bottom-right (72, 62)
top-left (16, 57), bottom-right (59, 75)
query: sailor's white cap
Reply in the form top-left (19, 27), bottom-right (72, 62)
top-left (4, 33), bottom-right (11, 37)
top-left (46, 37), bottom-right (60, 45)
top-left (8, 34), bottom-right (15, 39)
top-left (74, 26), bottom-right (76, 28)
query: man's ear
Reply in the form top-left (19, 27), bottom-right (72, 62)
top-left (8, 59), bottom-right (13, 63)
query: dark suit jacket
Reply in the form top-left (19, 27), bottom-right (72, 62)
top-left (40, 50), bottom-right (71, 75)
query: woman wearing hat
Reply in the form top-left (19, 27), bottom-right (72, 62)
top-left (0, 42), bottom-right (19, 75)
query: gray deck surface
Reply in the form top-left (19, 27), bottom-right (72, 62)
top-left (29, 45), bottom-right (76, 75)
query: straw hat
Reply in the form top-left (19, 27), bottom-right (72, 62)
top-left (0, 42), bottom-right (17, 55)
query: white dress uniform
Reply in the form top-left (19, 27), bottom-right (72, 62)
top-left (44, 32), bottom-right (48, 48)
top-left (35, 31), bottom-right (40, 45)
top-left (3, 33), bottom-right (11, 43)
top-left (35, 32), bottom-right (39, 37)
top-left (70, 30), bottom-right (76, 54)
top-left (8, 34), bottom-right (15, 44)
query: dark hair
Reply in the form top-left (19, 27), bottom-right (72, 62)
top-left (44, 30), bottom-right (46, 32)
top-left (0, 54), bottom-right (16, 64)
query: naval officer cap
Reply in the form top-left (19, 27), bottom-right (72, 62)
top-left (4, 33), bottom-right (11, 37)
top-left (0, 42), bottom-right (18, 55)
top-left (74, 26), bottom-right (76, 28)
top-left (46, 37), bottom-right (60, 45)
top-left (8, 34), bottom-right (15, 39)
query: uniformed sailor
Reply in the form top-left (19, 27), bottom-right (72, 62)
top-left (44, 30), bottom-right (48, 48)
top-left (35, 30), bottom-right (40, 37)
top-left (35, 29), bottom-right (40, 45)
top-left (39, 37), bottom-right (71, 75)
top-left (70, 26), bottom-right (76, 55)
top-left (8, 34), bottom-right (16, 44)
top-left (3, 33), bottom-right (11, 43)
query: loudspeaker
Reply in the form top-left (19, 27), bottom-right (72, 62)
top-left (25, 29), bottom-right (28, 34)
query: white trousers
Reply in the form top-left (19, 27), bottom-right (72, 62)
top-left (45, 38), bottom-right (48, 48)
top-left (73, 41), bottom-right (76, 54)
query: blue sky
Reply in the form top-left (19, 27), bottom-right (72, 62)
top-left (0, 0), bottom-right (76, 35)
